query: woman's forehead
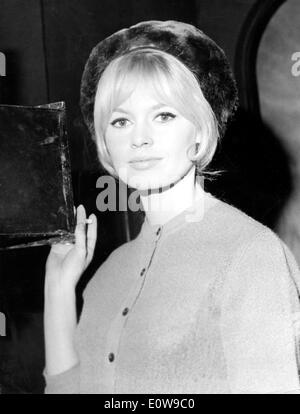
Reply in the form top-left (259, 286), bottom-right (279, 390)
top-left (115, 83), bottom-right (172, 107)
top-left (112, 75), bottom-right (179, 111)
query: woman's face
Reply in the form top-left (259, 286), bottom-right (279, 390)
top-left (104, 83), bottom-right (199, 190)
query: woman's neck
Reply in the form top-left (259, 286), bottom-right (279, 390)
top-left (140, 166), bottom-right (204, 226)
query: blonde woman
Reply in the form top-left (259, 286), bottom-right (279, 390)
top-left (44, 21), bottom-right (300, 394)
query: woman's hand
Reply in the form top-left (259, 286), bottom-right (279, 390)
top-left (45, 205), bottom-right (97, 292)
top-left (44, 205), bottom-right (97, 377)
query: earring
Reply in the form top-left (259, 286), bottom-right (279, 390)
top-left (187, 142), bottom-right (200, 162)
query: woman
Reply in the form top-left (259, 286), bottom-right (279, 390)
top-left (44, 21), bottom-right (300, 394)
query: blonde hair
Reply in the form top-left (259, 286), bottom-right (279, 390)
top-left (93, 48), bottom-right (219, 177)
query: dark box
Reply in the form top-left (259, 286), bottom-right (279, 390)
top-left (0, 102), bottom-right (75, 249)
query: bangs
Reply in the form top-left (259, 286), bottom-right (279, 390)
top-left (111, 53), bottom-right (187, 116)
top-left (95, 49), bottom-right (203, 135)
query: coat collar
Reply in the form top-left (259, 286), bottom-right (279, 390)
top-left (139, 189), bottom-right (219, 242)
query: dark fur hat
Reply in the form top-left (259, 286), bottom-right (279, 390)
top-left (80, 20), bottom-right (238, 138)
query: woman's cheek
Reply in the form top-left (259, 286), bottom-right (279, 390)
top-left (114, 154), bottom-right (130, 178)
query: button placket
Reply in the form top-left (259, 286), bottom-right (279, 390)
top-left (103, 242), bottom-right (156, 391)
top-left (103, 227), bottom-right (163, 392)
top-left (146, 228), bottom-right (162, 269)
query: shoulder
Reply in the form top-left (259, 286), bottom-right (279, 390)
top-left (202, 196), bottom-right (300, 290)
top-left (217, 198), bottom-right (287, 274)
top-left (207, 195), bottom-right (270, 239)
top-left (218, 199), bottom-right (291, 268)
top-left (216, 199), bottom-right (300, 308)
top-left (190, 194), bottom-right (278, 258)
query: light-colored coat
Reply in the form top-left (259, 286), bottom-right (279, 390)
top-left (45, 192), bottom-right (300, 393)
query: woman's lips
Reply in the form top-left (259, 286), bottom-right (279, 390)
top-left (129, 158), bottom-right (162, 170)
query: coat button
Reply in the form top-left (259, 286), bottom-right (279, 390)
top-left (108, 352), bottom-right (115, 362)
top-left (140, 268), bottom-right (146, 276)
top-left (122, 307), bottom-right (129, 316)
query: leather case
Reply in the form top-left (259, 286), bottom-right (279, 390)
top-left (0, 102), bottom-right (75, 249)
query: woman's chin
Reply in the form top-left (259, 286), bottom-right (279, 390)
top-left (120, 172), bottom-right (166, 191)
top-left (118, 167), bottom-right (186, 192)
top-left (127, 179), bottom-right (176, 194)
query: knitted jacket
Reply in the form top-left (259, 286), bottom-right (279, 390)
top-left (45, 192), bottom-right (300, 393)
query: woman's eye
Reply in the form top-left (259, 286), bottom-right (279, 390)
top-left (110, 118), bottom-right (130, 128)
top-left (156, 112), bottom-right (176, 122)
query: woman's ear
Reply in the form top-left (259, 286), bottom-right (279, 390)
top-left (195, 129), bottom-right (201, 145)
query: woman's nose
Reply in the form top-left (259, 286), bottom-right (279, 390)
top-left (130, 123), bottom-right (153, 148)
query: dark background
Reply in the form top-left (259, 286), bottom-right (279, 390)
top-left (0, 0), bottom-right (292, 393)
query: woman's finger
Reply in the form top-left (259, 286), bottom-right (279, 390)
top-left (75, 205), bottom-right (87, 254)
top-left (49, 242), bottom-right (74, 256)
top-left (86, 214), bottom-right (97, 265)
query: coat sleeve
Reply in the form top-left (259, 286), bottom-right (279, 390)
top-left (221, 228), bottom-right (300, 394)
top-left (43, 363), bottom-right (80, 394)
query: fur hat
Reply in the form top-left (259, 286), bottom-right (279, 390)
top-left (80, 20), bottom-right (238, 138)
